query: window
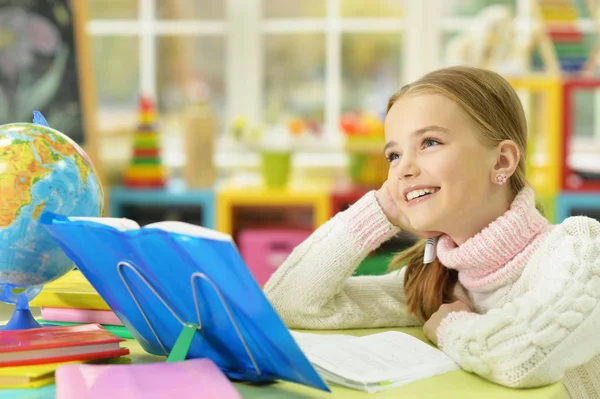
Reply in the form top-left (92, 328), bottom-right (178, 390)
top-left (88, 0), bottom-right (406, 170)
top-left (440, 0), bottom-right (519, 69)
top-left (87, 0), bottom-right (226, 170)
top-left (260, 0), bottom-right (404, 150)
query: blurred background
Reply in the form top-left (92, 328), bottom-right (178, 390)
top-left (2, 0), bottom-right (600, 284)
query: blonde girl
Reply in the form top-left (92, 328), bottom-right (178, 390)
top-left (265, 66), bottom-right (600, 398)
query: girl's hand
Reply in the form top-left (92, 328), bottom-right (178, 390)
top-left (423, 301), bottom-right (472, 346)
top-left (375, 180), bottom-right (440, 239)
top-left (375, 180), bottom-right (405, 226)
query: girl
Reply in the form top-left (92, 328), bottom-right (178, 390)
top-left (264, 66), bottom-right (600, 398)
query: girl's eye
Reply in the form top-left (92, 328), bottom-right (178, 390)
top-left (423, 138), bottom-right (441, 148)
top-left (386, 153), bottom-right (400, 163)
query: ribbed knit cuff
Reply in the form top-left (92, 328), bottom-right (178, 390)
top-left (437, 311), bottom-right (477, 350)
top-left (341, 191), bottom-right (400, 251)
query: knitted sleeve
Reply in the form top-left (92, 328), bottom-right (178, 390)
top-left (263, 191), bottom-right (422, 330)
top-left (436, 216), bottom-right (600, 388)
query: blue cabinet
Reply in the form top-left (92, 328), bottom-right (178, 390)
top-left (557, 193), bottom-right (600, 223)
top-left (108, 182), bottom-right (215, 228)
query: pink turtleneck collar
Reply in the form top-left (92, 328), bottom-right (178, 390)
top-left (436, 188), bottom-right (553, 292)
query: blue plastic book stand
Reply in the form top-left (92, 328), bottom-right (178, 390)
top-left (40, 213), bottom-right (329, 392)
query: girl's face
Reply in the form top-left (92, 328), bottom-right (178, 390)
top-left (384, 93), bottom-right (500, 239)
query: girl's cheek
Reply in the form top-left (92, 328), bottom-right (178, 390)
top-left (387, 176), bottom-right (403, 204)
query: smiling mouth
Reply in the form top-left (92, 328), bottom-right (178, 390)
top-left (405, 187), bottom-right (440, 202)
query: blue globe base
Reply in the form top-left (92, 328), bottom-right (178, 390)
top-left (0, 307), bottom-right (42, 330)
top-left (0, 294), bottom-right (42, 331)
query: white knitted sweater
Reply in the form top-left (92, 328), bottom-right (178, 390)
top-left (264, 190), bottom-right (600, 398)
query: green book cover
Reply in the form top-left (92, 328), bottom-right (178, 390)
top-left (38, 320), bottom-right (134, 339)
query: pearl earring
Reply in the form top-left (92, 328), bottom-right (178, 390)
top-left (495, 173), bottom-right (507, 185)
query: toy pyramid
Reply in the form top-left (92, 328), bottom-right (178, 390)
top-left (535, 0), bottom-right (598, 74)
top-left (124, 96), bottom-right (167, 188)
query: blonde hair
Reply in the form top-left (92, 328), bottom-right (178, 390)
top-left (387, 66), bottom-right (530, 322)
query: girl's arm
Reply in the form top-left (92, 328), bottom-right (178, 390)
top-left (264, 191), bottom-right (422, 330)
top-left (436, 216), bottom-right (600, 388)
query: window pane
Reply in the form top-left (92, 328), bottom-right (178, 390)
top-left (342, 33), bottom-right (401, 115)
top-left (156, 0), bottom-right (225, 20)
top-left (88, 0), bottom-right (138, 19)
top-left (92, 36), bottom-right (139, 130)
top-left (444, 0), bottom-right (515, 16)
top-left (263, 0), bottom-right (325, 18)
top-left (92, 36), bottom-right (139, 178)
top-left (441, 31), bottom-right (461, 66)
top-left (264, 34), bottom-right (325, 127)
top-left (156, 36), bottom-right (226, 129)
top-left (341, 0), bottom-right (404, 18)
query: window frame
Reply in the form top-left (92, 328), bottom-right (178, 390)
top-left (87, 0), bottom-right (410, 168)
top-left (89, 0), bottom-right (600, 168)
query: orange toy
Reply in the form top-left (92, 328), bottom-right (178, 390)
top-left (288, 118), bottom-right (305, 136)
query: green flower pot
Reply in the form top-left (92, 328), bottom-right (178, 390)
top-left (261, 151), bottom-right (291, 188)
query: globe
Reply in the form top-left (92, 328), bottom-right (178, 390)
top-left (0, 121), bottom-right (104, 321)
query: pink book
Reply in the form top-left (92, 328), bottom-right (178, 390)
top-left (56, 358), bottom-right (242, 399)
top-left (42, 307), bottom-right (124, 326)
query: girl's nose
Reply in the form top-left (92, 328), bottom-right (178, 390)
top-left (396, 155), bottom-right (420, 180)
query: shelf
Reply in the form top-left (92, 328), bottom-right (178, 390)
top-left (108, 183), bottom-right (215, 228)
top-left (216, 177), bottom-right (331, 235)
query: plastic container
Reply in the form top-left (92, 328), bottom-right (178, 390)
top-left (238, 229), bottom-right (311, 286)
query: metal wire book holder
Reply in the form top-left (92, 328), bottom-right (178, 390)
top-left (40, 212), bottom-right (329, 392)
top-left (116, 260), bottom-right (260, 374)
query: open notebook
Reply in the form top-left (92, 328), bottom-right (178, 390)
top-left (291, 330), bottom-right (459, 393)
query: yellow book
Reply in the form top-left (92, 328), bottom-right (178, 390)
top-left (0, 357), bottom-right (131, 388)
top-left (30, 270), bottom-right (110, 310)
top-left (0, 375), bottom-right (55, 389)
top-left (0, 360), bottom-right (80, 388)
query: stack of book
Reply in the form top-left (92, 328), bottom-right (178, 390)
top-left (0, 324), bottom-right (130, 389)
top-left (30, 270), bottom-right (133, 339)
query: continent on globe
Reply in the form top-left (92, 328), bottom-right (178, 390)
top-left (0, 128), bottom-right (94, 228)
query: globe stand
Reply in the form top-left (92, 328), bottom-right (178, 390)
top-left (0, 292), bottom-right (42, 331)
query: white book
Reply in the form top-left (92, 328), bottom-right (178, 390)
top-left (290, 330), bottom-right (459, 393)
top-left (68, 217), bottom-right (232, 241)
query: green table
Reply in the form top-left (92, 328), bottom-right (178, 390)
top-left (0, 325), bottom-right (565, 398)
top-left (127, 328), bottom-right (565, 398)
top-left (231, 328), bottom-right (565, 399)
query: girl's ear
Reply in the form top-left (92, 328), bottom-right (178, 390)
top-left (491, 140), bottom-right (520, 183)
